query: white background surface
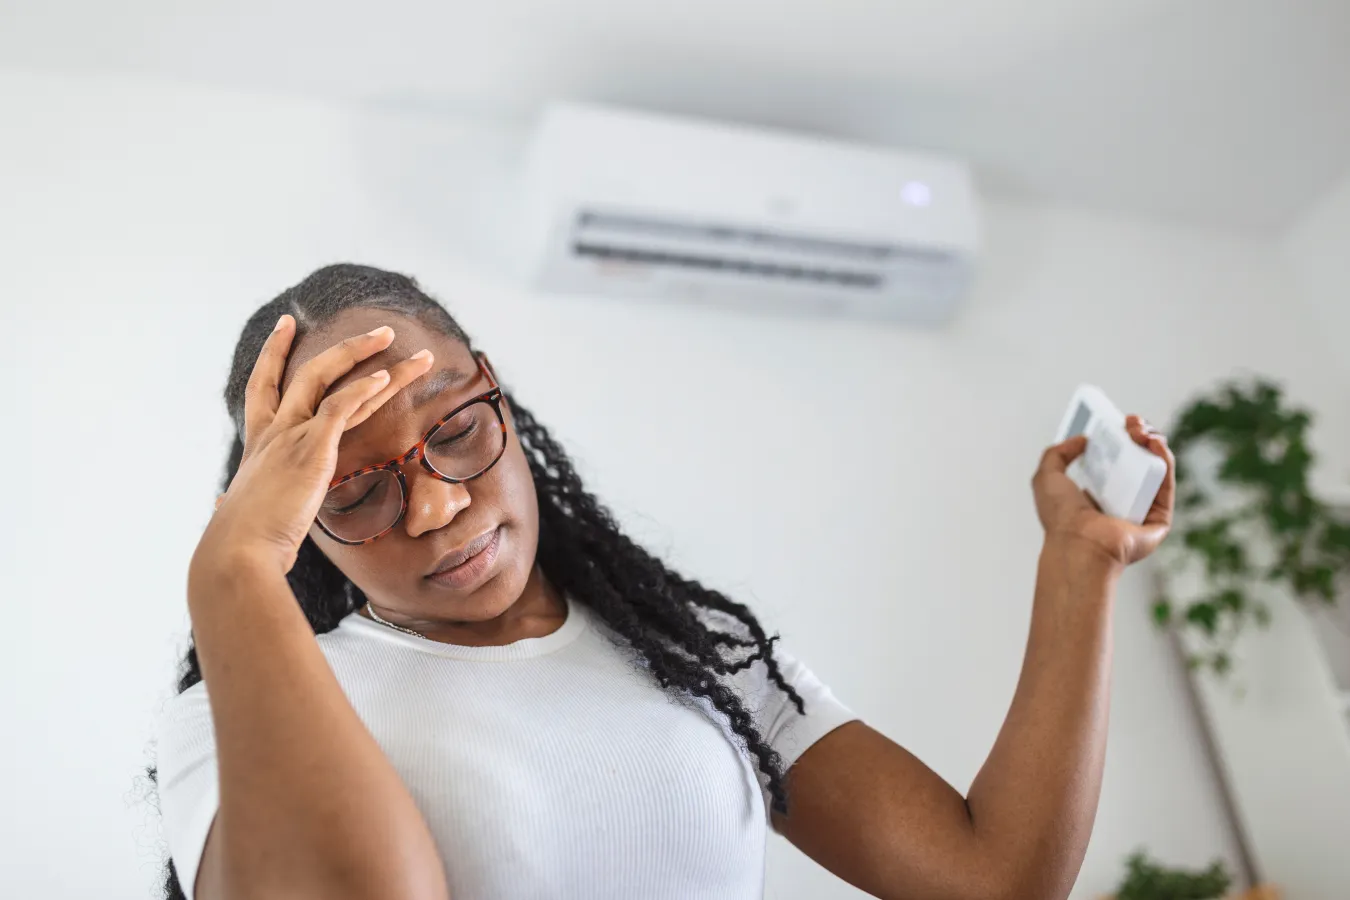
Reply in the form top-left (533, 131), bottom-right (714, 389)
top-left (1, 67), bottom-right (1347, 898)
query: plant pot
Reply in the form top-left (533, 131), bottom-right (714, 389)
top-left (1235, 887), bottom-right (1281, 900)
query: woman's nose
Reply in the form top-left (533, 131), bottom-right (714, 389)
top-left (402, 470), bottom-right (472, 538)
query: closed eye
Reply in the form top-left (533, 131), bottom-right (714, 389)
top-left (431, 419), bottom-right (478, 450)
top-left (324, 479), bottom-right (384, 515)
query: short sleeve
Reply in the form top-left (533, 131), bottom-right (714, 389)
top-left (704, 613), bottom-right (858, 815)
top-left (154, 682), bottom-right (220, 900)
top-left (741, 643), bottom-right (857, 774)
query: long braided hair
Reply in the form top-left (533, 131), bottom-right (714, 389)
top-left (155, 264), bottom-right (806, 899)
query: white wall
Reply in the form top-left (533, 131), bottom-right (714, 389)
top-left (1282, 166), bottom-right (1350, 496)
top-left (1283, 167), bottom-right (1350, 352)
top-left (5, 68), bottom-right (1346, 898)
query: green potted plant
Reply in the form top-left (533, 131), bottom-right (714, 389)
top-left (1152, 378), bottom-right (1350, 674)
top-left (1110, 850), bottom-right (1232, 900)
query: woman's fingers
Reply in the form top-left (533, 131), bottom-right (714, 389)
top-left (1125, 414), bottom-right (1176, 528)
top-left (345, 350), bottom-right (435, 432)
top-left (1126, 414), bottom-right (1165, 446)
top-left (242, 314), bottom-right (296, 443)
top-left (1037, 434), bottom-right (1089, 477)
top-left (310, 347), bottom-right (436, 438)
top-left (274, 326), bottom-right (397, 428)
top-left (311, 369), bottom-right (393, 439)
top-left (1143, 434), bottom-right (1177, 528)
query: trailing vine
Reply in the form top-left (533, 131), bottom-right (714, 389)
top-left (1153, 379), bottom-right (1350, 675)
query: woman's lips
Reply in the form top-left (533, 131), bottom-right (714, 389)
top-left (425, 527), bottom-right (501, 590)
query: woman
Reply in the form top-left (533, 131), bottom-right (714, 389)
top-left (155, 264), bottom-right (1174, 900)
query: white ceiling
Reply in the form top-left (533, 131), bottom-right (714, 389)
top-left (3, 0), bottom-right (1348, 231)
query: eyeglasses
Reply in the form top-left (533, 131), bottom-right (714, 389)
top-left (314, 352), bottom-right (507, 545)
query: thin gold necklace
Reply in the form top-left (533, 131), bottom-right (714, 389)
top-left (364, 601), bottom-right (427, 639)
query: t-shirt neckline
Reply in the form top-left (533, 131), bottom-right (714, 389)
top-left (340, 593), bottom-right (587, 661)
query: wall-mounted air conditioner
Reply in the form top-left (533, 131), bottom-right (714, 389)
top-left (522, 102), bottom-right (980, 324)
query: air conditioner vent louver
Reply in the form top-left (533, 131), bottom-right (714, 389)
top-left (573, 242), bottom-right (885, 289)
top-left (578, 211), bottom-right (921, 261)
top-left (570, 210), bottom-right (962, 292)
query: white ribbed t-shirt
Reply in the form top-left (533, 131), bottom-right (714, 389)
top-left (155, 595), bottom-right (857, 899)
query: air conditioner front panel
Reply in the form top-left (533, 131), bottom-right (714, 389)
top-left (524, 103), bottom-right (981, 326)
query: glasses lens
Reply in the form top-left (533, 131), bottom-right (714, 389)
top-left (318, 469), bottom-right (404, 542)
top-left (425, 400), bottom-right (505, 481)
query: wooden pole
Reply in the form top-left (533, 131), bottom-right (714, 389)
top-left (1154, 568), bottom-right (1262, 890)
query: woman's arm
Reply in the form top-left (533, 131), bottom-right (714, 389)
top-left (183, 317), bottom-right (449, 900)
top-left (189, 558), bottom-right (450, 900)
top-left (774, 420), bottom-right (1173, 900)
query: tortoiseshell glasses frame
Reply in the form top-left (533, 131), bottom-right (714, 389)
top-left (313, 352), bottom-right (507, 546)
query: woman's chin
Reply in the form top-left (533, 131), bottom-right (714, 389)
top-left (423, 558), bottom-right (531, 625)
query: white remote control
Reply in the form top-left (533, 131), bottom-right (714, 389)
top-left (1054, 385), bottom-right (1166, 525)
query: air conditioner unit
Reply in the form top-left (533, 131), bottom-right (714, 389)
top-left (522, 102), bottom-right (980, 324)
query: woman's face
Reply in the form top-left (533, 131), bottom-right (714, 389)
top-left (281, 307), bottom-right (539, 624)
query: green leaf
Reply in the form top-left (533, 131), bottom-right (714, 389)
top-left (1185, 601), bottom-right (1220, 637)
top-left (1312, 565), bottom-right (1336, 601)
top-left (1218, 589), bottom-right (1245, 612)
top-left (1181, 519), bottom-right (1249, 578)
top-left (1152, 599), bottom-right (1173, 626)
top-left (1178, 489), bottom-right (1205, 511)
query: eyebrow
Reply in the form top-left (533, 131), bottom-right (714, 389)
top-left (409, 366), bottom-right (470, 407)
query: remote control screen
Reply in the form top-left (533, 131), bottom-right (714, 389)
top-left (1066, 401), bottom-right (1092, 439)
top-left (1082, 420), bottom-right (1123, 487)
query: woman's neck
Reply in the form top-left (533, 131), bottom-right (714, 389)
top-left (361, 566), bottom-right (567, 646)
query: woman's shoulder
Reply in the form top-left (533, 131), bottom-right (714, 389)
top-left (157, 614), bottom-right (364, 705)
top-left (153, 677), bottom-right (213, 766)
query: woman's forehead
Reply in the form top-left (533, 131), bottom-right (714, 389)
top-left (280, 309), bottom-right (473, 393)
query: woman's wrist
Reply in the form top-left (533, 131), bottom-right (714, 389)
top-left (1036, 534), bottom-right (1123, 618)
top-left (1041, 531), bottom-right (1127, 580)
top-left (188, 544), bottom-right (287, 608)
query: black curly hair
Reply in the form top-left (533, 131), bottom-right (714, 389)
top-left (154, 263), bottom-right (807, 899)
